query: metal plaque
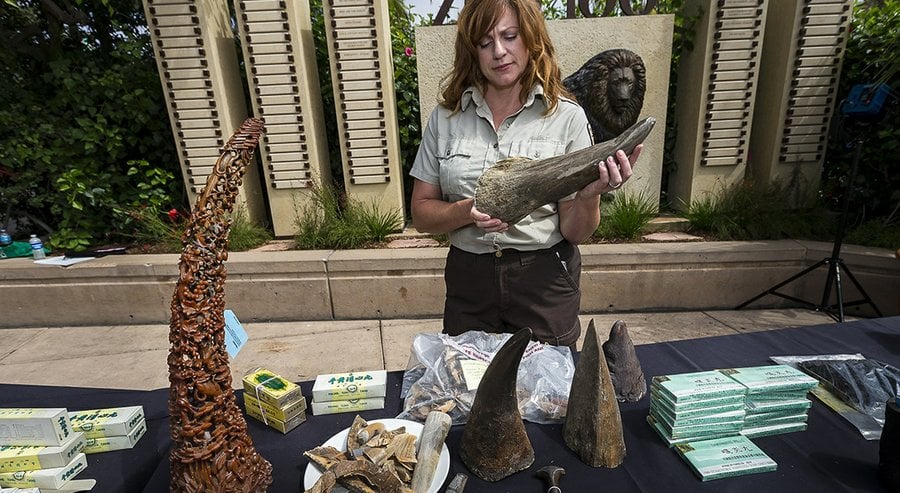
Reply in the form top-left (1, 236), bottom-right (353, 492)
top-left (247, 32), bottom-right (291, 44)
top-left (781, 133), bottom-right (824, 145)
top-left (714, 28), bottom-right (759, 41)
top-left (175, 118), bottom-right (219, 130)
top-left (340, 79), bottom-right (380, 91)
top-left (245, 21), bottom-right (290, 33)
top-left (272, 179), bottom-right (312, 189)
top-left (780, 143), bottom-right (823, 154)
top-left (344, 119), bottom-right (383, 131)
top-left (252, 64), bottom-right (295, 76)
top-left (171, 99), bottom-right (215, 110)
top-left (708, 80), bottom-right (751, 92)
top-left (249, 42), bottom-right (292, 55)
top-left (346, 138), bottom-right (387, 149)
top-left (705, 119), bottom-right (746, 130)
top-left (350, 175), bottom-right (389, 185)
top-left (156, 36), bottom-right (202, 49)
top-left (779, 152), bottom-right (821, 163)
top-left (167, 78), bottom-right (211, 90)
top-left (332, 17), bottom-right (375, 29)
top-left (710, 69), bottom-right (754, 81)
top-left (259, 104), bottom-right (302, 116)
top-left (704, 128), bottom-right (746, 139)
top-left (334, 28), bottom-right (377, 40)
top-left (713, 49), bottom-right (758, 62)
top-left (267, 151), bottom-right (309, 163)
top-left (702, 156), bottom-right (742, 167)
top-left (712, 59), bottom-right (755, 71)
top-left (242, 10), bottom-right (287, 23)
top-left (341, 99), bottom-right (382, 111)
top-left (161, 58), bottom-right (207, 70)
top-left (349, 165), bottom-right (390, 176)
top-left (174, 108), bottom-right (218, 120)
top-left (250, 53), bottom-right (294, 65)
top-left (702, 137), bottom-right (745, 149)
top-left (338, 69), bottom-right (381, 82)
top-left (331, 5), bottom-right (375, 17)
top-left (265, 123), bottom-right (305, 134)
top-left (347, 147), bottom-right (388, 158)
top-left (788, 105), bottom-right (829, 117)
top-left (329, 0), bottom-right (374, 7)
top-left (255, 84), bottom-right (295, 96)
top-left (783, 124), bottom-right (826, 136)
top-left (154, 26), bottom-right (201, 38)
top-left (716, 7), bottom-right (762, 19)
top-left (347, 156), bottom-right (388, 167)
top-left (702, 147), bottom-right (744, 158)
top-left (270, 170), bottom-right (311, 181)
top-left (160, 47), bottom-right (205, 59)
top-left (343, 109), bottom-right (384, 121)
top-left (267, 161), bottom-right (310, 172)
top-left (262, 114), bottom-right (302, 125)
top-left (165, 68), bottom-right (210, 80)
top-left (149, 4), bottom-right (196, 16)
top-left (240, 0), bottom-right (287, 11)
top-left (345, 128), bottom-right (385, 140)
top-left (335, 49), bottom-right (379, 61)
top-left (256, 94), bottom-right (300, 106)
top-left (265, 133), bottom-right (305, 145)
top-left (798, 35), bottom-right (846, 47)
top-left (254, 74), bottom-right (297, 86)
top-left (151, 15), bottom-right (199, 28)
top-left (342, 89), bottom-right (382, 101)
top-left (178, 128), bottom-right (222, 139)
top-left (708, 90), bottom-right (751, 101)
top-left (337, 59), bottom-right (379, 71)
top-left (334, 38), bottom-right (377, 51)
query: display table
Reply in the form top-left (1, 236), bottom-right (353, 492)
top-left (2, 316), bottom-right (897, 492)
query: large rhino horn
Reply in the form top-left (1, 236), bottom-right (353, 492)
top-left (459, 328), bottom-right (535, 481)
top-left (475, 117), bottom-right (656, 224)
top-left (563, 319), bottom-right (626, 468)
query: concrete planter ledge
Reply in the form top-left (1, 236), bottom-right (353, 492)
top-left (1, 240), bottom-right (895, 328)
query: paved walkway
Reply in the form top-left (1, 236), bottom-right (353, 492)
top-left (0, 308), bottom-right (848, 391)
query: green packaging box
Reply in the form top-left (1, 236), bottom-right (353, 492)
top-left (650, 388), bottom-right (745, 411)
top-left (745, 397), bottom-right (811, 414)
top-left (0, 452), bottom-right (86, 489)
top-left (741, 421), bottom-right (808, 439)
top-left (721, 365), bottom-right (818, 394)
top-left (646, 415), bottom-right (736, 448)
top-left (68, 406), bottom-right (143, 439)
top-left (652, 395), bottom-right (745, 420)
top-left (0, 432), bottom-right (85, 473)
top-left (0, 409), bottom-right (73, 447)
top-left (675, 435), bottom-right (776, 481)
top-left (650, 410), bottom-right (744, 439)
top-left (651, 403), bottom-right (745, 429)
top-left (310, 397), bottom-right (385, 416)
top-left (243, 393), bottom-right (307, 423)
top-left (651, 372), bottom-right (746, 403)
top-left (743, 410), bottom-right (809, 424)
top-left (312, 370), bottom-right (387, 403)
top-left (242, 368), bottom-right (304, 409)
top-left (244, 403), bottom-right (307, 434)
top-left (83, 419), bottom-right (146, 454)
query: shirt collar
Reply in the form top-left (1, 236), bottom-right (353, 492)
top-left (461, 83), bottom-right (546, 112)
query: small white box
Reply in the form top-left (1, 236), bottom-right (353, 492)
top-left (0, 452), bottom-right (87, 489)
top-left (311, 397), bottom-right (385, 416)
top-left (68, 406), bottom-right (144, 439)
top-left (0, 432), bottom-right (86, 473)
top-left (0, 409), bottom-right (73, 447)
top-left (312, 370), bottom-right (387, 403)
top-left (82, 419), bottom-right (146, 454)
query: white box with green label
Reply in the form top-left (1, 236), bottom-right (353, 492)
top-left (312, 370), bottom-right (387, 402)
top-left (68, 406), bottom-right (144, 439)
top-left (0, 409), bottom-right (73, 447)
top-left (0, 432), bottom-right (85, 473)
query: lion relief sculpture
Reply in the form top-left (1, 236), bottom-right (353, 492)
top-left (563, 48), bottom-right (647, 143)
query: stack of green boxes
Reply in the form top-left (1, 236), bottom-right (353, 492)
top-left (0, 408), bottom-right (88, 491)
top-left (673, 435), bottom-right (777, 481)
top-left (648, 370), bottom-right (748, 447)
top-left (722, 365), bottom-right (819, 438)
top-left (242, 368), bottom-right (307, 434)
top-left (69, 406), bottom-right (146, 454)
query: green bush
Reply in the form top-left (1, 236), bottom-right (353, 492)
top-left (595, 190), bottom-right (658, 241)
top-left (684, 181), bottom-right (835, 241)
top-left (0, 1), bottom-right (183, 250)
top-left (821, 2), bottom-right (899, 224)
top-left (294, 185), bottom-right (403, 249)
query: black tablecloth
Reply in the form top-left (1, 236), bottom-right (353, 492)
top-left (2, 316), bottom-right (898, 492)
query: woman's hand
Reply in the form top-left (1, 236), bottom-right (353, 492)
top-left (576, 144), bottom-right (643, 199)
top-left (471, 205), bottom-right (509, 233)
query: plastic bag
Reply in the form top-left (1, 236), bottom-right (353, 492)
top-left (397, 331), bottom-right (574, 425)
top-left (797, 358), bottom-right (900, 423)
top-left (772, 354), bottom-right (900, 439)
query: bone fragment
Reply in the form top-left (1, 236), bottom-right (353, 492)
top-left (411, 411), bottom-right (452, 492)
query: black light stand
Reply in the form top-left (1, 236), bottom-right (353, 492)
top-left (736, 84), bottom-right (890, 322)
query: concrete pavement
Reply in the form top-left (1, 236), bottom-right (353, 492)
top-left (0, 308), bottom-right (847, 391)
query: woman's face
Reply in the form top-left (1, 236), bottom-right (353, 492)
top-left (476, 8), bottom-right (527, 93)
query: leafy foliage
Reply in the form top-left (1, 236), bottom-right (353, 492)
top-left (595, 190), bottom-right (658, 241)
top-left (0, 0), bottom-right (183, 250)
top-left (820, 2), bottom-right (899, 225)
top-left (684, 181), bottom-right (835, 241)
top-left (293, 184), bottom-right (403, 249)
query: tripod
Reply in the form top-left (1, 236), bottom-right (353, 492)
top-left (736, 132), bottom-right (883, 322)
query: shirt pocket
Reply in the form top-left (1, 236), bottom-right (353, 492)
top-left (436, 137), bottom-right (483, 198)
top-left (505, 139), bottom-right (566, 160)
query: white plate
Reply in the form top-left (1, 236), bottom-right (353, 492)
top-left (303, 418), bottom-right (450, 493)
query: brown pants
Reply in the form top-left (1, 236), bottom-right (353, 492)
top-left (443, 240), bottom-right (582, 347)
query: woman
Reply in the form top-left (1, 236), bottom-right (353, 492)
top-left (409, 0), bottom-right (641, 348)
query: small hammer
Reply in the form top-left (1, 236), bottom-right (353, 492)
top-left (538, 465), bottom-right (565, 493)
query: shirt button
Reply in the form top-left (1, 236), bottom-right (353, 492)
top-left (493, 143), bottom-right (498, 149)
top-left (446, 149), bottom-right (450, 156)
top-left (535, 151), bottom-right (541, 158)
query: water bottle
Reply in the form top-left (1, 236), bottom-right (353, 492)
top-left (29, 234), bottom-right (46, 259)
top-left (0, 228), bottom-right (11, 247)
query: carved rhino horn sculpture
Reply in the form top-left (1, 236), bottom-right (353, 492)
top-left (563, 319), bottom-right (626, 468)
top-left (603, 320), bottom-right (647, 402)
top-left (459, 328), bottom-right (535, 481)
top-left (474, 117), bottom-right (656, 224)
top-left (168, 118), bottom-right (272, 492)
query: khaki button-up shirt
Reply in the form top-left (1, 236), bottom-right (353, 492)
top-left (410, 84), bottom-right (593, 254)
